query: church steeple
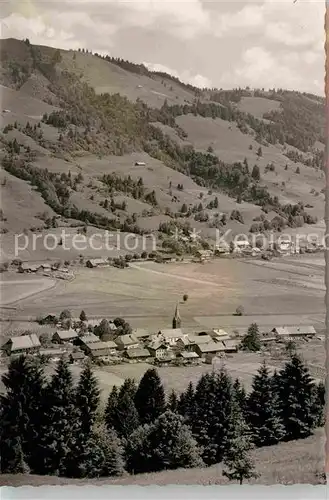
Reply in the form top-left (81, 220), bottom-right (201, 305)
top-left (172, 302), bottom-right (181, 329)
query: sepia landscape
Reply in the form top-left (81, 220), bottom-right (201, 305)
top-left (0, 0), bottom-right (326, 487)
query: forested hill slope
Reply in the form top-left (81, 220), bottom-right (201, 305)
top-left (0, 38), bottom-right (325, 243)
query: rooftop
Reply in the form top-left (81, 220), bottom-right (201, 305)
top-left (132, 328), bottom-right (151, 339)
top-left (179, 351), bottom-right (199, 359)
top-left (86, 341), bottom-right (117, 351)
top-left (160, 328), bottom-right (184, 338)
top-left (126, 348), bottom-right (151, 359)
top-left (54, 329), bottom-right (78, 340)
top-left (116, 334), bottom-right (139, 346)
top-left (79, 333), bottom-right (100, 344)
top-left (188, 334), bottom-right (212, 345)
top-left (196, 342), bottom-right (225, 353)
top-left (6, 334), bottom-right (41, 352)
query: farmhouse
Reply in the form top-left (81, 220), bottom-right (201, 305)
top-left (39, 348), bottom-right (66, 360)
top-left (74, 333), bottom-right (100, 348)
top-left (124, 348), bottom-right (151, 361)
top-left (178, 351), bottom-right (199, 364)
top-left (148, 340), bottom-right (174, 360)
top-left (40, 263), bottom-right (51, 271)
top-left (214, 242), bottom-right (230, 255)
top-left (84, 341), bottom-right (117, 360)
top-left (222, 339), bottom-right (238, 353)
top-left (194, 342), bottom-right (225, 358)
top-left (69, 351), bottom-right (85, 363)
top-left (18, 263), bottom-right (40, 273)
top-left (39, 314), bottom-right (58, 325)
top-left (272, 325), bottom-right (316, 339)
top-left (52, 329), bottom-right (78, 344)
top-left (211, 329), bottom-right (231, 341)
top-left (132, 328), bottom-right (151, 341)
top-left (196, 249), bottom-right (213, 262)
top-left (86, 258), bottom-right (108, 268)
top-left (3, 334), bottom-right (41, 356)
top-left (115, 334), bottom-right (139, 350)
top-left (187, 334), bottom-right (212, 350)
top-left (159, 328), bottom-right (187, 346)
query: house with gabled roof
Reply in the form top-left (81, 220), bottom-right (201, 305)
top-left (194, 342), bottom-right (225, 358)
top-left (84, 340), bottom-right (118, 359)
top-left (74, 333), bottom-right (100, 348)
top-left (272, 325), bottom-right (316, 339)
top-left (159, 328), bottom-right (187, 346)
top-left (52, 329), bottom-right (78, 344)
top-left (132, 328), bottom-right (151, 341)
top-left (148, 340), bottom-right (174, 360)
top-left (115, 334), bottom-right (139, 351)
top-left (2, 333), bottom-right (41, 356)
top-left (124, 347), bottom-right (151, 361)
top-left (86, 258), bottom-right (109, 268)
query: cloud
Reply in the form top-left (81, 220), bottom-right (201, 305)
top-left (0, 0), bottom-right (324, 94)
top-left (144, 62), bottom-right (212, 89)
top-left (218, 45), bottom-right (323, 95)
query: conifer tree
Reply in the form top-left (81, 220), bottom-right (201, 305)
top-left (310, 381), bottom-right (325, 427)
top-left (177, 381), bottom-right (195, 425)
top-left (42, 358), bottom-right (76, 475)
top-left (222, 418), bottom-right (258, 485)
top-left (251, 164), bottom-right (261, 181)
top-left (119, 378), bottom-right (137, 401)
top-left (192, 370), bottom-right (238, 465)
top-left (0, 356), bottom-right (45, 473)
top-left (276, 354), bottom-right (315, 440)
top-left (112, 392), bottom-right (140, 440)
top-left (75, 363), bottom-right (100, 436)
top-left (105, 385), bottom-right (119, 430)
top-left (79, 310), bottom-right (87, 322)
top-left (247, 362), bottom-right (284, 447)
top-left (135, 368), bottom-right (166, 424)
top-left (233, 378), bottom-right (247, 416)
top-left (240, 323), bottom-right (261, 352)
top-left (168, 389), bottom-right (179, 412)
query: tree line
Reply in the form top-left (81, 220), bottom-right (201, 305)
top-left (0, 353), bottom-right (324, 483)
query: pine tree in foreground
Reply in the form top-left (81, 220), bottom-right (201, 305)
top-left (0, 355), bottom-right (45, 473)
top-left (75, 362), bottom-right (100, 436)
top-left (119, 378), bottom-right (137, 401)
top-left (233, 378), bottom-right (247, 417)
top-left (105, 385), bottom-right (119, 430)
top-left (134, 368), bottom-right (166, 424)
top-left (222, 418), bottom-right (258, 485)
top-left (168, 389), bottom-right (179, 412)
top-left (192, 370), bottom-right (238, 465)
top-left (276, 354), bottom-right (315, 441)
top-left (65, 362), bottom-right (101, 477)
top-left (310, 381), bottom-right (326, 427)
top-left (247, 362), bottom-right (284, 447)
top-left (112, 392), bottom-right (140, 440)
top-left (42, 358), bottom-right (77, 476)
top-left (177, 381), bottom-right (195, 425)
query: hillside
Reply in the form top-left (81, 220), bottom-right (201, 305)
top-left (0, 38), bottom-right (325, 261)
top-left (0, 428), bottom-right (325, 485)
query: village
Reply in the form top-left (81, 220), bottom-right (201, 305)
top-left (3, 226), bottom-right (324, 277)
top-left (0, 298), bottom-right (321, 369)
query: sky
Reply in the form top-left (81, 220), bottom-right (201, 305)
top-left (0, 0), bottom-right (325, 95)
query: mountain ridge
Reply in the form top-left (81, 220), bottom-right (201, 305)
top-left (0, 38), bottom-right (325, 259)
